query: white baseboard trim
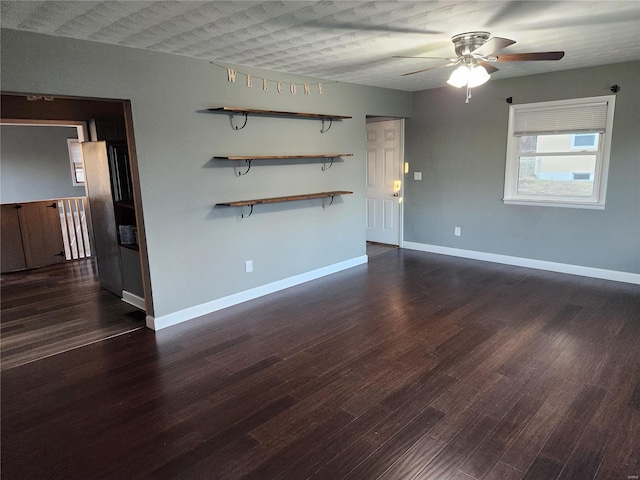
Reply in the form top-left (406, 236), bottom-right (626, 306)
top-left (147, 255), bottom-right (369, 331)
top-left (402, 241), bottom-right (640, 285)
top-left (122, 290), bottom-right (145, 310)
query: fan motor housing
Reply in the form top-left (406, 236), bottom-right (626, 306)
top-left (451, 31), bottom-right (490, 56)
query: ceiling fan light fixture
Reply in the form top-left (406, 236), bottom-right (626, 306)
top-left (399, 31), bottom-right (565, 100)
top-left (446, 65), bottom-right (469, 88)
top-left (467, 65), bottom-right (491, 88)
top-left (446, 64), bottom-right (491, 89)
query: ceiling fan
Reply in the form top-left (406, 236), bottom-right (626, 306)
top-left (396, 32), bottom-right (564, 102)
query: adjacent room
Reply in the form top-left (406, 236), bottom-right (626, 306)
top-left (1, 96), bottom-right (147, 369)
top-left (1, 2), bottom-right (639, 479)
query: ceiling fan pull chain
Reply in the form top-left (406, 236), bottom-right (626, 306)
top-left (466, 86), bottom-right (472, 104)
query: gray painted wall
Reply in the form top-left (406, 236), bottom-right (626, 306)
top-left (405, 61), bottom-right (640, 274)
top-left (1, 29), bottom-right (412, 319)
top-left (1, 125), bottom-right (84, 203)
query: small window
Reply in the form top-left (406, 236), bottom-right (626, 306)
top-left (570, 133), bottom-right (597, 149)
top-left (67, 139), bottom-right (85, 185)
top-left (503, 95), bottom-right (616, 209)
top-left (572, 172), bottom-right (591, 180)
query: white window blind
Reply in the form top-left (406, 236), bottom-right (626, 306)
top-left (513, 101), bottom-right (609, 136)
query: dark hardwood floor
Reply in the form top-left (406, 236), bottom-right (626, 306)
top-left (366, 241), bottom-right (399, 257)
top-left (2, 249), bottom-right (639, 479)
top-left (1, 259), bottom-right (145, 370)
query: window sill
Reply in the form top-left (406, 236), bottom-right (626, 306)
top-left (503, 199), bottom-right (605, 210)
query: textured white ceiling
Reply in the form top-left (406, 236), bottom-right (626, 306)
top-left (2, 1), bottom-right (639, 91)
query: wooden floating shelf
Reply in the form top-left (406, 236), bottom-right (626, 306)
top-left (206, 107), bottom-right (352, 120)
top-left (214, 154), bottom-right (353, 161)
top-left (216, 154), bottom-right (352, 175)
top-left (217, 191), bottom-right (352, 207)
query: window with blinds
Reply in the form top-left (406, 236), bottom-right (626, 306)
top-left (503, 95), bottom-right (616, 209)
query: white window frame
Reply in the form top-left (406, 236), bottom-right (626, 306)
top-left (503, 95), bottom-right (616, 210)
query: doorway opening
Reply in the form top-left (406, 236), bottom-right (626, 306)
top-left (1, 121), bottom-right (93, 265)
top-left (365, 117), bottom-right (404, 257)
top-left (0, 92), bottom-right (150, 370)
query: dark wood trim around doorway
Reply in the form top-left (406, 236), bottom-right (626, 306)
top-left (1, 91), bottom-right (152, 315)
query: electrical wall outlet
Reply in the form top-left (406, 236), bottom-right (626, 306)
top-left (454, 227), bottom-right (461, 236)
top-left (414, 171), bottom-right (422, 180)
top-left (245, 260), bottom-right (253, 273)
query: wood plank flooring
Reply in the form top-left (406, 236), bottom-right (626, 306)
top-left (366, 241), bottom-right (399, 257)
top-left (2, 249), bottom-right (639, 479)
top-left (1, 259), bottom-right (145, 370)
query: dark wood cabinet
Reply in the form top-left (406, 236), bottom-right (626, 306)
top-left (89, 117), bottom-right (127, 142)
top-left (89, 119), bottom-right (137, 250)
top-left (84, 118), bottom-right (142, 301)
top-left (1, 204), bottom-right (27, 272)
top-left (1, 201), bottom-right (64, 273)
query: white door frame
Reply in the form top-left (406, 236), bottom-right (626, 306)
top-left (365, 117), bottom-right (405, 247)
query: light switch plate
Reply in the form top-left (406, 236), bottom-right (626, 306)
top-left (414, 172), bottom-right (422, 180)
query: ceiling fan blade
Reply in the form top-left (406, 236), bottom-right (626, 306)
top-left (478, 61), bottom-right (499, 74)
top-left (494, 52), bottom-right (565, 61)
top-left (472, 37), bottom-right (516, 57)
top-left (401, 62), bottom-right (457, 77)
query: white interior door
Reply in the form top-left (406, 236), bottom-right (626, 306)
top-left (365, 119), bottom-right (402, 245)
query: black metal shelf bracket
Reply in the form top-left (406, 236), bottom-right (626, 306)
top-left (236, 160), bottom-right (252, 176)
top-left (241, 204), bottom-right (254, 219)
top-left (232, 112), bottom-right (249, 130)
top-left (322, 195), bottom-right (335, 209)
top-left (321, 156), bottom-right (335, 171)
top-left (320, 118), bottom-right (333, 134)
